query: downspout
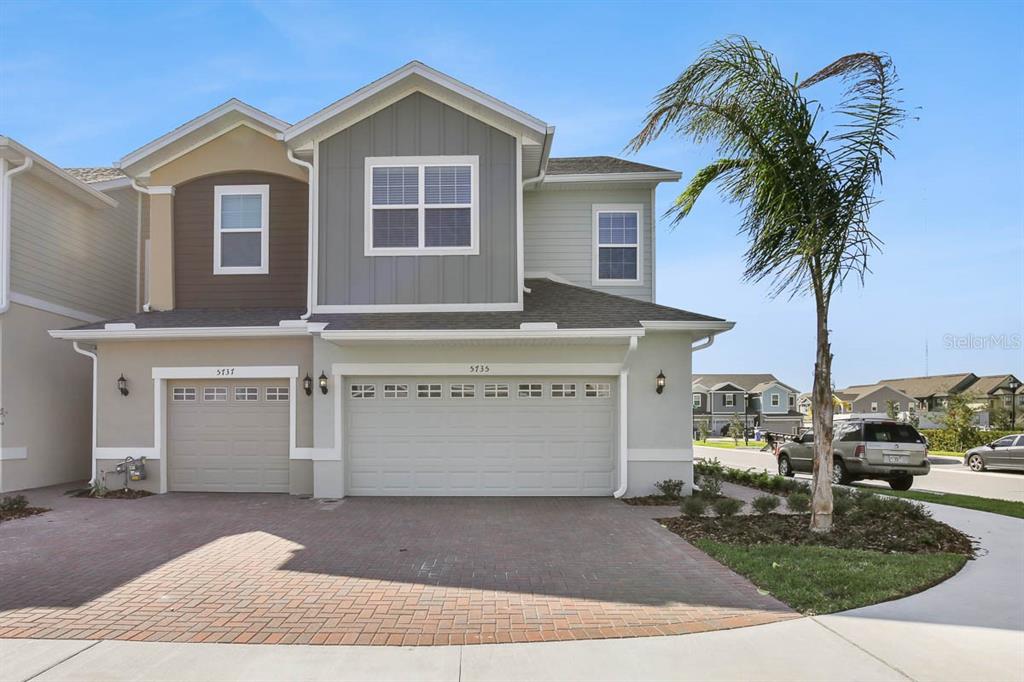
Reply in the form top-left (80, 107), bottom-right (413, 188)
top-left (286, 149), bottom-right (315, 320)
top-left (692, 334), bottom-right (716, 352)
top-left (613, 335), bottom-right (640, 498)
top-left (1, 157), bottom-right (34, 314)
top-left (522, 126), bottom-right (555, 189)
top-left (73, 342), bottom-right (98, 485)
top-left (130, 180), bottom-right (156, 312)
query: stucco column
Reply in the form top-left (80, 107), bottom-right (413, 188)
top-left (148, 190), bottom-right (175, 310)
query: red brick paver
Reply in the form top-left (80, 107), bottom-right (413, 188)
top-left (0, 486), bottom-right (797, 645)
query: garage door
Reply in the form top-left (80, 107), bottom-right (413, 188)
top-left (345, 376), bottom-right (616, 496)
top-left (167, 380), bottom-right (290, 493)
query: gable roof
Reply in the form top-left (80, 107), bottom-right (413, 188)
top-left (284, 61), bottom-right (550, 146)
top-left (850, 373), bottom-right (978, 399)
top-left (117, 98), bottom-right (290, 174)
top-left (547, 157), bottom-right (676, 175)
top-left (0, 137), bottom-right (117, 209)
top-left (966, 374), bottom-right (1019, 396)
top-left (64, 167), bottom-right (126, 184)
top-left (691, 374), bottom-right (797, 393)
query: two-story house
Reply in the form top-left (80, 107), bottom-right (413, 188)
top-left (691, 374), bottom-right (801, 436)
top-left (1, 137), bottom-right (140, 492)
top-left (49, 62), bottom-right (733, 499)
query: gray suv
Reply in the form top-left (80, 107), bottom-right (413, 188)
top-left (776, 419), bottom-right (930, 490)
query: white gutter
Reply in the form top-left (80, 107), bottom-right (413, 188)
top-left (49, 325), bottom-right (316, 342)
top-left (523, 126), bottom-right (555, 189)
top-left (286, 149), bottom-right (315, 319)
top-left (613, 335), bottom-right (640, 498)
top-left (321, 327), bottom-right (647, 342)
top-left (1, 156), bottom-right (34, 314)
top-left (73, 342), bottom-right (98, 484)
top-left (692, 335), bottom-right (716, 352)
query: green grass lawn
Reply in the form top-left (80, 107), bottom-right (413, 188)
top-left (929, 450), bottom-right (965, 458)
top-left (864, 487), bottom-right (1024, 519)
top-left (694, 540), bottom-right (966, 615)
top-left (696, 439), bottom-right (767, 450)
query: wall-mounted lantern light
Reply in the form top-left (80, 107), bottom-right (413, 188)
top-left (656, 370), bottom-right (666, 395)
top-left (318, 371), bottom-right (329, 395)
top-left (117, 373), bottom-right (129, 397)
top-left (303, 373), bottom-right (313, 396)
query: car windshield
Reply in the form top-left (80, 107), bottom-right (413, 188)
top-left (863, 422), bottom-right (925, 444)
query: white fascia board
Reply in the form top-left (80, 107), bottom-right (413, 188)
top-left (117, 99), bottom-right (290, 169)
top-left (88, 176), bottom-right (133, 192)
top-left (541, 171), bottom-right (682, 185)
top-left (0, 137), bottom-right (117, 209)
top-left (48, 326), bottom-right (314, 341)
top-left (152, 365), bottom-right (298, 380)
top-left (284, 61), bottom-right (549, 142)
top-left (640, 320), bottom-right (735, 332)
top-left (320, 328), bottom-right (645, 342)
top-left (333, 362), bottom-right (625, 377)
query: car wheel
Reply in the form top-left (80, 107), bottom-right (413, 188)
top-left (967, 454), bottom-right (986, 472)
top-left (831, 460), bottom-right (851, 485)
top-left (889, 475), bottom-right (913, 491)
top-left (778, 455), bottom-right (794, 478)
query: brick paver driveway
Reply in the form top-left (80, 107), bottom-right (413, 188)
top-left (0, 486), bottom-right (796, 646)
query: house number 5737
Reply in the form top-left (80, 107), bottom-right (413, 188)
top-left (468, 365), bottom-right (490, 373)
top-left (215, 368), bottom-right (236, 376)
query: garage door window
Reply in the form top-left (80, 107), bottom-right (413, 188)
top-left (235, 387), bottom-right (259, 401)
top-left (518, 383), bottom-right (543, 398)
top-left (585, 383), bottom-right (611, 398)
top-left (484, 383), bottom-right (509, 398)
top-left (417, 384), bottom-right (442, 399)
top-left (384, 383), bottom-right (409, 399)
top-left (203, 387), bottom-right (227, 401)
top-left (266, 387), bottom-right (289, 401)
top-left (551, 383), bottom-right (577, 398)
top-left (450, 383), bottom-right (475, 398)
top-left (172, 387), bottom-right (197, 401)
top-left (351, 384), bottom-right (376, 399)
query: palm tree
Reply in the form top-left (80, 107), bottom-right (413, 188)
top-left (630, 36), bottom-right (905, 531)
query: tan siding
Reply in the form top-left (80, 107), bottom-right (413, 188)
top-left (523, 187), bottom-right (653, 301)
top-left (9, 177), bottom-right (138, 318)
top-left (173, 172), bottom-right (308, 309)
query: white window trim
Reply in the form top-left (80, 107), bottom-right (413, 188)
top-left (213, 184), bottom-right (270, 275)
top-left (770, 394), bottom-right (781, 407)
top-left (693, 393), bottom-right (701, 408)
top-left (724, 394), bottom-right (735, 407)
top-left (364, 155), bottom-right (480, 257)
top-left (592, 203), bottom-right (643, 286)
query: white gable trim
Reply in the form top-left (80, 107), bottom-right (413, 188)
top-left (284, 61), bottom-right (549, 145)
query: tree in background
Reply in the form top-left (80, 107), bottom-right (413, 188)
top-left (697, 420), bottom-right (710, 443)
top-left (941, 394), bottom-right (979, 452)
top-left (630, 36), bottom-right (906, 531)
top-left (886, 400), bottom-right (899, 420)
top-left (728, 414), bottom-right (745, 445)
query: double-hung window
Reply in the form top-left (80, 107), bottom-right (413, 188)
top-left (770, 394), bottom-right (781, 407)
top-left (365, 156), bottom-right (479, 256)
top-left (214, 185), bottom-right (269, 275)
top-left (593, 204), bottom-right (642, 284)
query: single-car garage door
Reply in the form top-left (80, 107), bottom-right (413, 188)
top-left (167, 380), bottom-right (290, 493)
top-left (345, 376), bottom-right (616, 496)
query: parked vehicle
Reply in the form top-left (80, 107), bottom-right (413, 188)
top-left (775, 419), bottom-right (930, 490)
top-left (964, 434), bottom-right (1024, 472)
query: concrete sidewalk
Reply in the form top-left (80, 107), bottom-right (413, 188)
top-left (3, 502), bottom-right (1022, 682)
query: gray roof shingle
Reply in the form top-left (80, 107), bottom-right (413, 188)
top-left (66, 279), bottom-right (723, 332)
top-left (546, 156), bottom-right (676, 175)
top-left (64, 167), bottom-right (126, 184)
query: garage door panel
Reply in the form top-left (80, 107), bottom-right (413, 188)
top-left (346, 376), bottom-right (616, 496)
top-left (167, 380), bottom-right (290, 493)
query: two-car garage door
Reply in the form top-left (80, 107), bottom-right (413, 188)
top-left (345, 376), bottom-right (616, 496)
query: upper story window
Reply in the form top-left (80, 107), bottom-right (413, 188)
top-left (213, 185), bottom-right (269, 275)
top-left (365, 156), bottom-right (479, 257)
top-left (770, 394), bottom-right (781, 407)
top-left (724, 393), bottom-right (735, 407)
top-left (593, 204), bottom-right (642, 284)
top-left (693, 393), bottom-right (701, 408)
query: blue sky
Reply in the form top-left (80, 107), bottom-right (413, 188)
top-left (2, 0), bottom-right (1022, 390)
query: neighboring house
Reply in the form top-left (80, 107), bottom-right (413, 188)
top-left (833, 384), bottom-right (916, 416)
top-left (48, 62), bottom-right (733, 499)
top-left (0, 137), bottom-right (140, 492)
top-left (692, 374), bottom-right (802, 435)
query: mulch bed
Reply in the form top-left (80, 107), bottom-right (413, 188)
top-left (622, 495), bottom-right (682, 506)
top-left (659, 512), bottom-right (975, 556)
top-left (73, 488), bottom-right (154, 500)
top-left (0, 507), bottom-right (50, 523)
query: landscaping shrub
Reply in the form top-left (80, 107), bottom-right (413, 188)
top-left (694, 458), bottom-right (725, 478)
top-left (786, 491), bottom-right (811, 513)
top-left (681, 495), bottom-right (709, 518)
top-left (855, 492), bottom-right (930, 521)
top-left (832, 495), bottom-right (855, 516)
top-left (752, 494), bottom-right (781, 515)
top-left (697, 472), bottom-right (723, 498)
top-left (0, 495), bottom-right (28, 513)
top-left (919, 428), bottom-right (1016, 453)
top-left (654, 479), bottom-right (685, 499)
top-left (713, 497), bottom-right (743, 518)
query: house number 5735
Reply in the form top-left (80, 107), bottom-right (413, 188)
top-left (468, 365), bottom-right (490, 374)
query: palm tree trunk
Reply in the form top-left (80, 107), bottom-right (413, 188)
top-left (810, 287), bottom-right (835, 532)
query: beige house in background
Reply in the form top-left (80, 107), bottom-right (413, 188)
top-left (0, 137), bottom-right (140, 492)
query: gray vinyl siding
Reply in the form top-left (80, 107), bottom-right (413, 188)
top-left (760, 385), bottom-right (792, 414)
top-left (710, 392), bottom-right (744, 414)
top-left (318, 92), bottom-right (517, 306)
top-left (853, 387), bottom-right (911, 414)
top-left (9, 176), bottom-right (138, 319)
top-left (523, 187), bottom-right (653, 301)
